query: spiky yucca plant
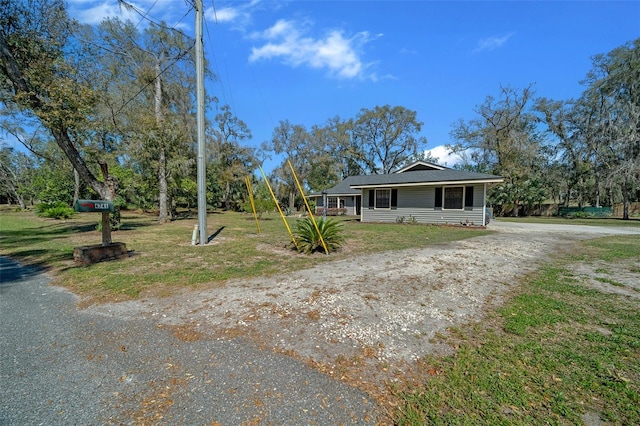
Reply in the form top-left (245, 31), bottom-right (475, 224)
top-left (294, 217), bottom-right (344, 254)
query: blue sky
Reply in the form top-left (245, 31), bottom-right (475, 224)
top-left (67, 1), bottom-right (639, 170)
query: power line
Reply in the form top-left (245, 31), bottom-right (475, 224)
top-left (206, 2), bottom-right (234, 111)
top-left (126, 0), bottom-right (159, 30)
top-left (208, 0), bottom-right (275, 139)
top-left (109, 43), bottom-right (195, 120)
top-left (117, 0), bottom-right (192, 40)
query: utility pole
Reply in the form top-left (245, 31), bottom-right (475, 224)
top-left (195, 0), bottom-right (207, 245)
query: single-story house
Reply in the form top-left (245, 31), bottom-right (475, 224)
top-left (311, 161), bottom-right (503, 225)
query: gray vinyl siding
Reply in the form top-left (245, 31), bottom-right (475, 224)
top-left (361, 184), bottom-right (486, 225)
top-left (344, 196), bottom-right (356, 215)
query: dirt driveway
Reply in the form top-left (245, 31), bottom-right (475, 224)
top-left (88, 221), bottom-right (640, 391)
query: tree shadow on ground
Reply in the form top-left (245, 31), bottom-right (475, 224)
top-left (0, 256), bottom-right (53, 296)
top-left (118, 221), bottom-right (157, 231)
top-left (170, 210), bottom-right (226, 221)
top-left (4, 249), bottom-right (74, 266)
top-left (0, 225), bottom-right (80, 248)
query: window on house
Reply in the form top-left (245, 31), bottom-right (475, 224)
top-left (376, 189), bottom-right (391, 209)
top-left (444, 187), bottom-right (464, 209)
top-left (327, 197), bottom-right (338, 209)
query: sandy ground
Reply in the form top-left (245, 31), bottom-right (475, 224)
top-left (87, 221), bottom-right (640, 390)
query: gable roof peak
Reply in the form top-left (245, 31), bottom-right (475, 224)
top-left (395, 160), bottom-right (448, 173)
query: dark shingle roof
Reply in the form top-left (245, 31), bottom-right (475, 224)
top-left (348, 169), bottom-right (503, 188)
top-left (309, 175), bottom-right (361, 196)
top-left (308, 168), bottom-right (503, 197)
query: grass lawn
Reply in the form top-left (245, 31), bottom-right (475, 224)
top-left (497, 215), bottom-right (640, 227)
top-left (394, 234), bottom-right (640, 425)
top-left (0, 206), bottom-right (490, 302)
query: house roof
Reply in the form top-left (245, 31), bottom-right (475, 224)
top-left (308, 161), bottom-right (503, 196)
top-left (394, 161), bottom-right (447, 173)
top-left (308, 175), bottom-right (361, 197)
top-left (348, 169), bottom-right (503, 189)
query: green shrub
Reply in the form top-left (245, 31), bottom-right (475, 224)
top-left (36, 201), bottom-right (75, 219)
top-left (45, 206), bottom-right (75, 219)
top-left (35, 202), bottom-right (54, 214)
top-left (241, 198), bottom-right (276, 219)
top-left (294, 217), bottom-right (344, 254)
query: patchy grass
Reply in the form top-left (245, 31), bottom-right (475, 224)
top-left (0, 207), bottom-right (490, 302)
top-left (394, 235), bottom-right (640, 425)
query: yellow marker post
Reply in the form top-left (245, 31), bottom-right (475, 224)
top-left (244, 176), bottom-right (261, 235)
top-left (258, 166), bottom-right (299, 250)
top-left (287, 160), bottom-right (328, 255)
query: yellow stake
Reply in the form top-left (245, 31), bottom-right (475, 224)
top-left (287, 159), bottom-right (329, 255)
top-left (244, 176), bottom-right (261, 234)
top-left (258, 166), bottom-right (299, 250)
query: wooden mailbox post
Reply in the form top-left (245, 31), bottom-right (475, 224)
top-left (73, 199), bottom-right (127, 264)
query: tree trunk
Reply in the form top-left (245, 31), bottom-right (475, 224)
top-left (224, 181), bottom-right (230, 211)
top-left (9, 185), bottom-right (26, 209)
top-left (0, 163), bottom-right (26, 209)
top-left (289, 189), bottom-right (295, 212)
top-left (577, 177), bottom-right (584, 208)
top-left (154, 54), bottom-right (169, 224)
top-left (56, 130), bottom-right (115, 246)
top-left (169, 195), bottom-right (177, 220)
top-left (622, 175), bottom-right (630, 220)
top-left (73, 167), bottom-right (80, 205)
top-left (594, 165), bottom-right (601, 208)
top-left (158, 147), bottom-right (169, 223)
top-left (51, 127), bottom-right (110, 198)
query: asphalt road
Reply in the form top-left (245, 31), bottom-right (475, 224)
top-left (0, 257), bottom-right (379, 425)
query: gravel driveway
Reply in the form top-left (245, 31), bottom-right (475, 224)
top-left (2, 221), bottom-right (638, 424)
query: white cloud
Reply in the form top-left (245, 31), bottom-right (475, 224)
top-left (210, 7), bottom-right (239, 23)
top-left (68, 0), bottom-right (137, 25)
top-left (205, 0), bottom-right (262, 26)
top-left (473, 32), bottom-right (514, 54)
top-left (249, 19), bottom-right (375, 79)
top-left (425, 145), bottom-right (463, 167)
top-left (68, 0), bottom-right (189, 28)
